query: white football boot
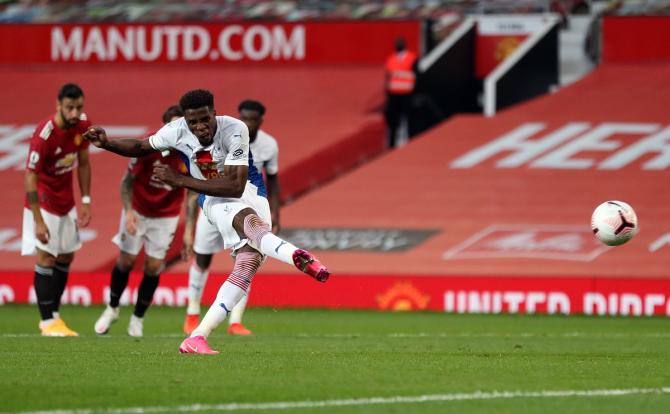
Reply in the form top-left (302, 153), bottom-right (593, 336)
top-left (127, 314), bottom-right (144, 337)
top-left (94, 305), bottom-right (119, 334)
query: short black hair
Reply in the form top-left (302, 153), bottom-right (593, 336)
top-left (238, 99), bottom-right (266, 116)
top-left (58, 83), bottom-right (84, 101)
top-left (394, 37), bottom-right (406, 52)
top-left (162, 105), bottom-right (183, 124)
top-left (179, 89), bottom-right (214, 111)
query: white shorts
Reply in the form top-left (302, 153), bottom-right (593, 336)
top-left (112, 210), bottom-right (180, 260)
top-left (193, 209), bottom-right (223, 255)
top-left (201, 184), bottom-right (272, 253)
top-left (22, 207), bottom-right (81, 257)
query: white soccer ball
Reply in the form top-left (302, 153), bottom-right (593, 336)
top-left (591, 200), bottom-right (638, 246)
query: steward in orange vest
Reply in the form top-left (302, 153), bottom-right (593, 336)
top-left (384, 38), bottom-right (418, 148)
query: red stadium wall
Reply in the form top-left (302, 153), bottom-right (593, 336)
top-left (602, 16), bottom-right (670, 63)
top-left (2, 272), bottom-right (670, 317)
top-left (0, 21), bottom-right (420, 65)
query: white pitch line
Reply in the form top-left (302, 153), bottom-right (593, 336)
top-left (14, 387), bottom-right (670, 414)
top-left (3, 332), bottom-right (670, 339)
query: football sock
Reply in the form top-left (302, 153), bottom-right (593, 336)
top-left (229, 289), bottom-right (250, 325)
top-left (186, 263), bottom-right (209, 315)
top-left (52, 262), bottom-right (70, 313)
top-left (192, 252), bottom-right (261, 338)
top-left (243, 214), bottom-right (298, 265)
top-left (34, 265), bottom-right (54, 321)
top-left (134, 273), bottom-right (160, 318)
top-left (109, 265), bottom-right (130, 308)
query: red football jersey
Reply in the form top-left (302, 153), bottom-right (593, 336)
top-left (128, 145), bottom-right (187, 218)
top-left (24, 115), bottom-right (92, 215)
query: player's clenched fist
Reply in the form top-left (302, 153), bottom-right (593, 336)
top-left (154, 164), bottom-right (184, 187)
top-left (83, 126), bottom-right (108, 147)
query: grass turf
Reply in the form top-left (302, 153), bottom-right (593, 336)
top-left (1, 305), bottom-right (669, 413)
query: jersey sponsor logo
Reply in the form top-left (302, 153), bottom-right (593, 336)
top-left (450, 122), bottom-right (670, 170)
top-left (195, 150), bottom-right (220, 179)
top-left (232, 148), bottom-right (244, 158)
top-left (54, 152), bottom-right (78, 174)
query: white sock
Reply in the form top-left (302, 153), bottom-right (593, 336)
top-left (258, 232), bottom-right (298, 265)
top-left (191, 281), bottom-right (244, 338)
top-left (229, 290), bottom-right (249, 325)
top-left (186, 264), bottom-right (209, 315)
top-left (40, 318), bottom-right (55, 327)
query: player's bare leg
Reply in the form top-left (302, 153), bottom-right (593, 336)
top-left (180, 245), bottom-right (262, 354)
top-left (36, 248), bottom-right (77, 337)
top-left (234, 208), bottom-right (329, 282)
top-left (94, 251), bottom-right (136, 334)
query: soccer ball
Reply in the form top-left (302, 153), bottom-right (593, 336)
top-left (591, 201), bottom-right (638, 246)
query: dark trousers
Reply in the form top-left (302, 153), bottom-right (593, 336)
top-left (384, 93), bottom-right (412, 148)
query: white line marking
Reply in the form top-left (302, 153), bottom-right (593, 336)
top-left (3, 332), bottom-right (670, 339)
top-left (14, 387), bottom-right (670, 414)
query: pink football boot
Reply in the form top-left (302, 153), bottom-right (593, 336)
top-left (292, 249), bottom-right (330, 282)
top-left (179, 335), bottom-right (219, 355)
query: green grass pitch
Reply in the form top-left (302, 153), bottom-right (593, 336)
top-left (1, 305), bottom-right (669, 413)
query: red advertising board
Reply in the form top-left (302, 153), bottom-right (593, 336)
top-left (0, 21), bottom-right (420, 65)
top-left (602, 16), bottom-right (670, 63)
top-left (2, 272), bottom-right (670, 317)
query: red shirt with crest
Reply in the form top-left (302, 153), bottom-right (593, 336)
top-left (25, 114), bottom-right (92, 215)
top-left (128, 136), bottom-right (187, 218)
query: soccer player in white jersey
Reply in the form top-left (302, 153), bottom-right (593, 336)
top-left (183, 99), bottom-right (280, 336)
top-left (83, 89), bottom-right (329, 354)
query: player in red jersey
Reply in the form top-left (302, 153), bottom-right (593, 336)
top-left (22, 83), bottom-right (92, 337)
top-left (94, 105), bottom-right (189, 337)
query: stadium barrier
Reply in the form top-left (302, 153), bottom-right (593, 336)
top-left (602, 15), bottom-right (670, 63)
top-left (2, 272), bottom-right (670, 317)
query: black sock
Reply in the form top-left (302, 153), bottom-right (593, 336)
top-left (52, 262), bottom-right (70, 313)
top-left (34, 265), bottom-right (54, 320)
top-left (109, 265), bottom-right (130, 308)
top-left (134, 273), bottom-right (160, 318)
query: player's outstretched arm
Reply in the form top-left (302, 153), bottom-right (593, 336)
top-left (83, 126), bottom-right (155, 157)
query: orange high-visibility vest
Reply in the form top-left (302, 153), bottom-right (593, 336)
top-left (385, 51), bottom-right (417, 94)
